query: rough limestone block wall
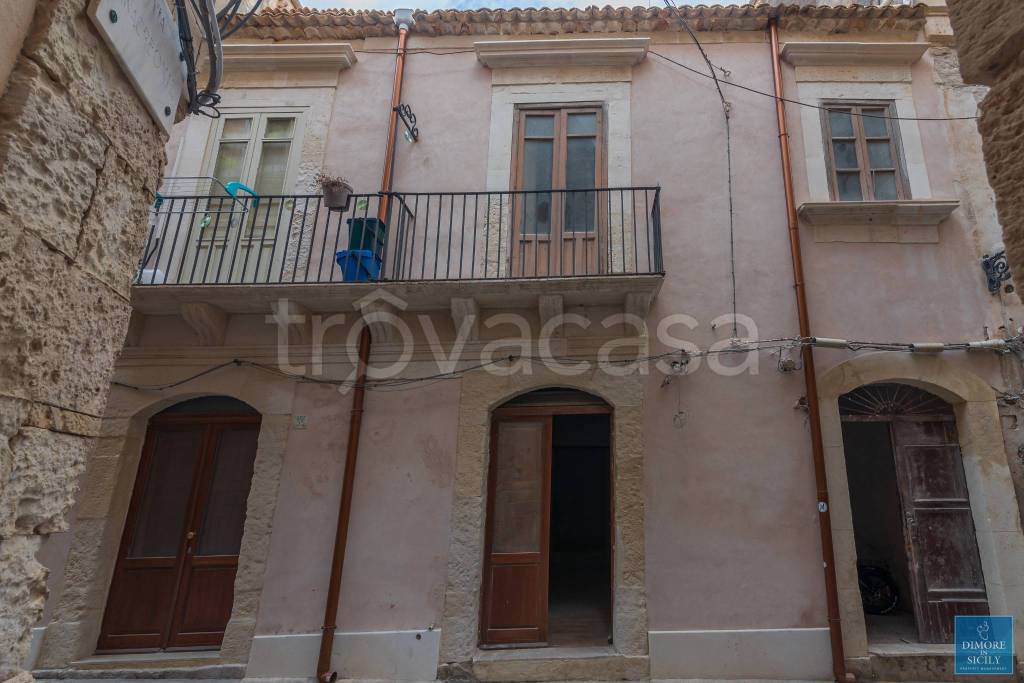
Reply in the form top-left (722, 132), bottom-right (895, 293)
top-left (0, 1), bottom-right (167, 676)
top-left (947, 0), bottom-right (1024, 279)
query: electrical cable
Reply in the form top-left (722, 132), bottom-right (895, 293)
top-left (341, 46), bottom-right (975, 122)
top-left (648, 49), bottom-right (979, 121)
top-left (221, 0), bottom-right (265, 40)
top-left (110, 335), bottom-right (1019, 394)
top-left (664, 0), bottom-right (738, 336)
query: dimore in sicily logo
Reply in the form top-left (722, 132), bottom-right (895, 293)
top-left (955, 616), bottom-right (1014, 675)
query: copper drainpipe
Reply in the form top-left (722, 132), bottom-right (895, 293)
top-left (378, 12), bottom-right (411, 221)
top-left (315, 12), bottom-right (411, 683)
top-left (768, 18), bottom-right (850, 683)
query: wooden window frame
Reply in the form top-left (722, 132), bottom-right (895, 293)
top-left (507, 104), bottom-right (608, 276)
top-left (511, 104), bottom-right (608, 196)
top-left (200, 110), bottom-right (305, 245)
top-left (820, 100), bottom-right (911, 202)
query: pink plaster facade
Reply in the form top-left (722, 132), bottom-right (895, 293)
top-left (27, 4), bottom-right (1024, 682)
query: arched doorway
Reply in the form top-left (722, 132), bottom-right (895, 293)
top-left (480, 388), bottom-right (612, 648)
top-left (97, 396), bottom-right (261, 652)
top-left (839, 383), bottom-right (988, 645)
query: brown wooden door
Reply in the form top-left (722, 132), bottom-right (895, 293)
top-left (98, 413), bottom-right (259, 651)
top-left (481, 416), bottom-right (552, 645)
top-left (891, 418), bottom-right (989, 643)
top-left (511, 108), bottom-right (604, 277)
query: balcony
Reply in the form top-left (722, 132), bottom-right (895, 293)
top-left (132, 188), bottom-right (664, 323)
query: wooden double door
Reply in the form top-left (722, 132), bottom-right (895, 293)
top-left (98, 408), bottom-right (260, 651)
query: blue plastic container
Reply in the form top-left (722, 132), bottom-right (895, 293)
top-left (336, 249), bottom-right (382, 282)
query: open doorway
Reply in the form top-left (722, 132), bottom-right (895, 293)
top-left (842, 419), bottom-right (918, 643)
top-left (480, 389), bottom-right (612, 648)
top-left (840, 383), bottom-right (989, 645)
top-left (549, 413), bottom-right (611, 646)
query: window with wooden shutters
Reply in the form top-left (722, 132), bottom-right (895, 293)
top-left (822, 102), bottom-right (909, 202)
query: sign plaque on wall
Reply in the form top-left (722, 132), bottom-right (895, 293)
top-left (88, 0), bottom-right (186, 135)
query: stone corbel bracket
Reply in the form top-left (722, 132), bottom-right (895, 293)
top-left (451, 297), bottom-right (480, 341)
top-left (538, 294), bottom-right (564, 337)
top-left (474, 37), bottom-right (650, 69)
top-left (269, 300), bottom-right (312, 346)
top-left (357, 290), bottom-right (407, 345)
top-left (181, 302), bottom-right (228, 346)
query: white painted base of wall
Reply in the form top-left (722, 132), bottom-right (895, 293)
top-left (24, 626), bottom-right (45, 669)
top-left (649, 628), bottom-right (833, 680)
top-left (246, 629), bottom-right (441, 681)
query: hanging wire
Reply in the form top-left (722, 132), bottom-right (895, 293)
top-left (664, 0), bottom-right (738, 336)
top-left (175, 0), bottom-right (264, 118)
top-left (648, 49), bottom-right (979, 121)
top-left (108, 335), bottom-right (1020, 394)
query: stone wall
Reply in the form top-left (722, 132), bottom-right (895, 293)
top-left (0, 0), bottom-right (168, 676)
top-left (947, 0), bottom-right (1024, 278)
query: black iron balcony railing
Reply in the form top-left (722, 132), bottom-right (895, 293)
top-left (136, 187), bottom-right (663, 286)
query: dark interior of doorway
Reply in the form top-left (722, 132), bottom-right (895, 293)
top-left (548, 413), bottom-right (611, 646)
top-left (842, 421), bottom-right (918, 644)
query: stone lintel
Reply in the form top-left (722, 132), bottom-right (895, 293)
top-left (180, 302), bottom-right (228, 346)
top-left (475, 37), bottom-right (649, 69)
top-left (220, 42), bottom-right (357, 71)
top-left (781, 41), bottom-right (930, 67)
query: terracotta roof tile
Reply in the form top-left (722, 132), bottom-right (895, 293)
top-left (232, 3), bottom-right (927, 40)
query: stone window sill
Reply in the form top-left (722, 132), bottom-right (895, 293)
top-left (797, 199), bottom-right (959, 244)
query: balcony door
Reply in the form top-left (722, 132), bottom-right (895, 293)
top-left (511, 107), bottom-right (605, 277)
top-left (97, 398), bottom-right (260, 651)
top-left (185, 113), bottom-right (301, 283)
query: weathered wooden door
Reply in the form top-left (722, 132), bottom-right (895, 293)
top-left (98, 409), bottom-right (260, 651)
top-left (511, 108), bottom-right (604, 277)
top-left (891, 418), bottom-right (989, 643)
top-left (480, 416), bottom-right (552, 645)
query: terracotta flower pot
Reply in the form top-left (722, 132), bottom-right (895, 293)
top-left (322, 182), bottom-right (353, 211)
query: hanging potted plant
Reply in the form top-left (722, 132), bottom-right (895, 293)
top-left (316, 172), bottom-right (354, 211)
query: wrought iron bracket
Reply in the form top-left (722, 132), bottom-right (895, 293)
top-left (394, 103), bottom-right (419, 142)
top-left (982, 250), bottom-right (1012, 294)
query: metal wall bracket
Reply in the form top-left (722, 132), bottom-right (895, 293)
top-left (394, 103), bottom-right (419, 142)
top-left (982, 250), bottom-right (1012, 294)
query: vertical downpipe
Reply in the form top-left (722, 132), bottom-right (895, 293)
top-left (316, 326), bottom-right (371, 683)
top-left (768, 18), bottom-right (851, 683)
top-left (315, 11), bottom-right (412, 683)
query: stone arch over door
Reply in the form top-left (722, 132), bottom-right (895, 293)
top-left (817, 353), bottom-right (1024, 660)
top-left (438, 368), bottom-right (648, 673)
top-left (35, 366), bottom-right (296, 671)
